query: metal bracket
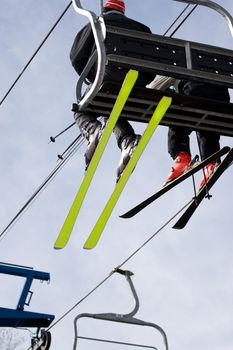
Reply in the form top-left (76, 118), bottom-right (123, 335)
top-left (174, 0), bottom-right (233, 37)
top-left (0, 262), bottom-right (50, 311)
top-left (31, 330), bottom-right (52, 350)
top-left (0, 262), bottom-right (54, 328)
top-left (72, 269), bottom-right (169, 350)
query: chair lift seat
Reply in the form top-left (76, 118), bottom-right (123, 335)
top-left (85, 82), bottom-right (233, 137)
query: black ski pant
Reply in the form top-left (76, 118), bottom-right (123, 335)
top-left (168, 86), bottom-right (230, 161)
top-left (168, 127), bottom-right (220, 161)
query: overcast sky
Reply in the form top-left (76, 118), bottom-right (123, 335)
top-left (0, 1), bottom-right (233, 349)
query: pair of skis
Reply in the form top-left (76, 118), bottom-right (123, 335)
top-left (54, 70), bottom-right (172, 249)
top-left (121, 147), bottom-right (233, 229)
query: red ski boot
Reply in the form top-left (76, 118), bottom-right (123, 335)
top-left (164, 152), bottom-right (191, 186)
top-left (199, 162), bottom-right (218, 189)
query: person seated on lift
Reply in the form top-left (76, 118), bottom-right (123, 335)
top-left (164, 80), bottom-right (230, 189)
top-left (70, 0), bottom-right (155, 182)
top-left (70, 0), bottom-right (230, 188)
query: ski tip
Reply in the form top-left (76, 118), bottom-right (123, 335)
top-left (53, 238), bottom-right (67, 250)
top-left (222, 146), bottom-right (231, 153)
top-left (119, 212), bottom-right (132, 219)
top-left (53, 244), bottom-right (65, 250)
top-left (83, 242), bottom-right (96, 250)
top-left (83, 235), bottom-right (100, 249)
top-left (172, 223), bottom-right (184, 230)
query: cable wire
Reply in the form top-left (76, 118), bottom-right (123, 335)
top-left (0, 134), bottom-right (84, 242)
top-left (169, 4), bottom-right (198, 37)
top-left (0, 1), bottom-right (72, 107)
top-left (163, 4), bottom-right (191, 36)
top-left (45, 199), bottom-right (193, 332)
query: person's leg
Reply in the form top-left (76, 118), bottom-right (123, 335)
top-left (164, 126), bottom-right (192, 185)
top-left (196, 130), bottom-right (220, 161)
top-left (168, 126), bottom-right (191, 159)
top-left (113, 118), bottom-right (141, 182)
top-left (75, 111), bottom-right (103, 170)
top-left (113, 118), bottom-right (136, 148)
top-left (197, 130), bottom-right (221, 188)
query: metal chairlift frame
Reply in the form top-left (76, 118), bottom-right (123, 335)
top-left (72, 0), bottom-right (233, 111)
top-left (72, 0), bottom-right (106, 111)
top-left (72, 269), bottom-right (168, 350)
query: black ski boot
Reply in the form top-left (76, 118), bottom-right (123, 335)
top-left (80, 119), bottom-right (103, 170)
top-left (116, 134), bottom-right (141, 182)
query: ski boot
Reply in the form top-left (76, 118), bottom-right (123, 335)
top-left (116, 134), bottom-right (141, 182)
top-left (80, 119), bottom-right (103, 170)
top-left (164, 152), bottom-right (191, 186)
top-left (199, 162), bottom-right (218, 189)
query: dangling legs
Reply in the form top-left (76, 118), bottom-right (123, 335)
top-left (113, 118), bottom-right (141, 182)
top-left (74, 68), bottom-right (151, 176)
top-left (74, 112), bottom-right (103, 170)
top-left (75, 111), bottom-right (141, 180)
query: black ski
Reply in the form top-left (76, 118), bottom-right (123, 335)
top-left (173, 147), bottom-right (233, 229)
top-left (120, 147), bottom-right (230, 219)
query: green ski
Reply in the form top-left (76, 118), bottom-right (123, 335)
top-left (83, 96), bottom-right (172, 250)
top-left (54, 70), bottom-right (138, 249)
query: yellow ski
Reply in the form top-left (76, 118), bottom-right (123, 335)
top-left (54, 70), bottom-right (138, 249)
top-left (83, 96), bottom-right (172, 249)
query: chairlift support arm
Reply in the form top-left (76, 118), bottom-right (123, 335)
top-left (72, 0), bottom-right (106, 111)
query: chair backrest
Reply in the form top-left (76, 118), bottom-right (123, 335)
top-left (105, 26), bottom-right (233, 88)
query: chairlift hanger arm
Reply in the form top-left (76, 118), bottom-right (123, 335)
top-left (72, 0), bottom-right (106, 111)
top-left (174, 0), bottom-right (233, 37)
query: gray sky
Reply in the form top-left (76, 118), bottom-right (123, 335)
top-left (0, 1), bottom-right (233, 349)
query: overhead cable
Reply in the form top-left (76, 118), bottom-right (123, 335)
top-left (45, 199), bottom-right (193, 333)
top-left (0, 2), bottom-right (72, 107)
top-left (163, 4), bottom-right (191, 36)
top-left (168, 4), bottom-right (198, 37)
